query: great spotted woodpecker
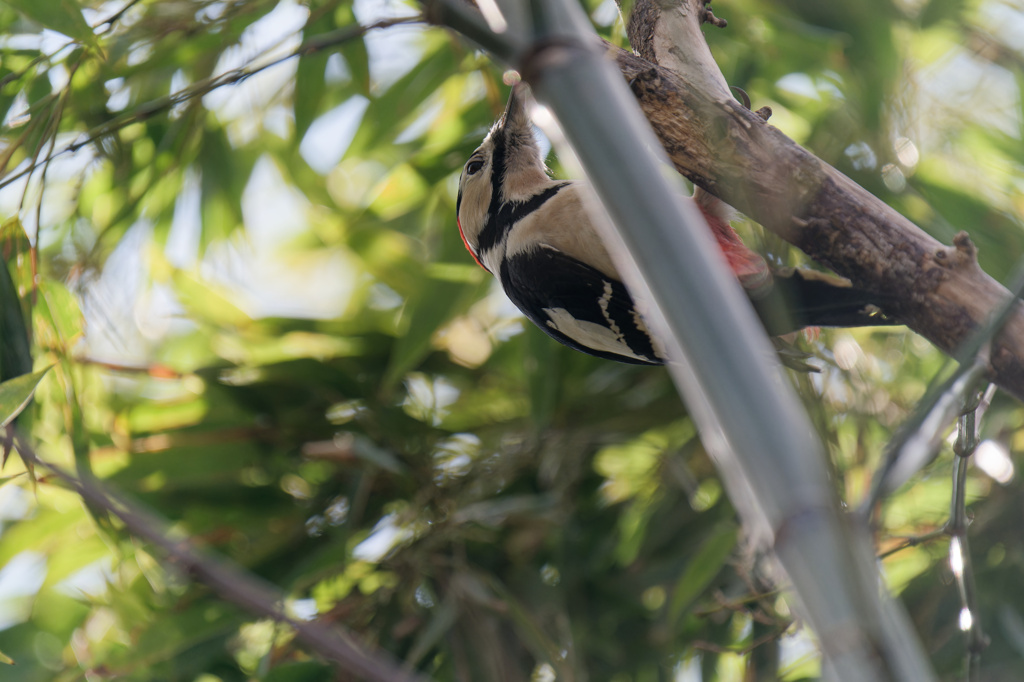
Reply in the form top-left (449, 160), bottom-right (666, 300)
top-left (456, 86), bottom-right (892, 365)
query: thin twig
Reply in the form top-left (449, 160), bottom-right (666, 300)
top-left (9, 428), bottom-right (429, 682)
top-left (0, 16), bottom-right (419, 193)
top-left (877, 527), bottom-right (948, 559)
top-left (0, 54), bottom-right (47, 90)
top-left (421, 0), bottom-right (522, 62)
top-left (874, 388), bottom-right (995, 679)
top-left (690, 623), bottom-right (791, 655)
top-left (860, 260), bottom-right (1024, 519)
top-left (949, 390), bottom-right (991, 680)
top-left (93, 0), bottom-right (147, 34)
top-left (860, 352), bottom-right (989, 516)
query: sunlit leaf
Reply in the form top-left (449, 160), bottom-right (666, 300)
top-left (4, 0), bottom-right (97, 47)
top-left (172, 270), bottom-right (252, 330)
top-left (0, 240), bottom-right (31, 382)
top-left (345, 40), bottom-right (456, 158)
top-left (0, 367), bottom-right (51, 428)
top-left (35, 281), bottom-right (85, 352)
top-left (384, 276), bottom-right (486, 387)
top-left (669, 523), bottom-right (738, 623)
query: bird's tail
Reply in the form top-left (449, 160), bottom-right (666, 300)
top-left (749, 268), bottom-right (897, 336)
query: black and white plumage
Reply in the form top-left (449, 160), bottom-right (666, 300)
top-left (455, 87), bottom-right (892, 365)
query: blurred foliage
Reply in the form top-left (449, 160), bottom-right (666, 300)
top-left (0, 0), bottom-right (1022, 680)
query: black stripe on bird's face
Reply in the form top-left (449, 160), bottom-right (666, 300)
top-left (476, 182), bottom-right (570, 255)
top-left (485, 123), bottom-right (507, 221)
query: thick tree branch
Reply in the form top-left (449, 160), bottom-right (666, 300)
top-left (613, 0), bottom-right (1024, 400)
top-left (427, 0), bottom-right (1024, 400)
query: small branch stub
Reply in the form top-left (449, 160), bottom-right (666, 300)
top-left (702, 2), bottom-right (728, 28)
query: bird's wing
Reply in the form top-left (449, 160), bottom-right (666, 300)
top-left (499, 244), bottom-right (663, 365)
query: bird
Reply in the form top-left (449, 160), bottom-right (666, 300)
top-left (455, 85), bottom-right (893, 365)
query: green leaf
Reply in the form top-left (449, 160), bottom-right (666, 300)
top-left (0, 648), bottom-right (12, 665)
top-left (669, 523), bottom-right (738, 623)
top-left (3, 0), bottom-right (98, 47)
top-left (294, 13), bottom-right (333, 140)
top-left (345, 41), bottom-right (456, 158)
top-left (0, 240), bottom-right (31, 382)
top-left (526, 324), bottom-right (563, 429)
top-left (0, 367), bottom-right (51, 428)
top-left (294, 51), bottom-right (328, 140)
top-left (383, 276), bottom-right (485, 388)
top-left (405, 595), bottom-right (458, 667)
top-left (36, 280), bottom-right (85, 351)
top-left (334, 3), bottom-right (370, 96)
top-left (172, 270), bottom-right (252, 330)
top-left (340, 35), bottom-right (371, 97)
top-left (198, 127), bottom-right (251, 245)
top-left (262, 661), bottom-right (333, 682)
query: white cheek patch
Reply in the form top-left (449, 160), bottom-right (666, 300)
top-left (458, 181), bottom-right (492, 249)
top-left (542, 307), bottom-right (653, 363)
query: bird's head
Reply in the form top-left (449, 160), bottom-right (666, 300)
top-left (456, 85), bottom-right (550, 270)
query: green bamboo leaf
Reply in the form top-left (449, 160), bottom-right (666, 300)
top-left (405, 595), bottom-right (458, 667)
top-left (0, 238), bottom-right (31, 382)
top-left (383, 276), bottom-right (485, 388)
top-left (294, 13), bottom-right (332, 140)
top-left (345, 42), bottom-right (456, 158)
top-left (262, 661), bottom-right (333, 682)
top-left (526, 324), bottom-right (563, 429)
top-left (3, 0), bottom-right (98, 47)
top-left (340, 34), bottom-right (370, 96)
top-left (669, 523), bottom-right (738, 623)
top-left (295, 50), bottom-right (328, 140)
top-left (334, 4), bottom-right (370, 96)
top-left (198, 127), bottom-right (250, 245)
top-left (172, 270), bottom-right (252, 330)
top-left (0, 367), bottom-right (51, 428)
top-left (36, 279), bottom-right (85, 350)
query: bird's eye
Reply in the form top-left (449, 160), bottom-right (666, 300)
top-left (466, 159), bottom-right (484, 175)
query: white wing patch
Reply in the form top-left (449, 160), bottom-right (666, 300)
top-left (543, 306), bottom-right (653, 363)
top-left (596, 280), bottom-right (622, 340)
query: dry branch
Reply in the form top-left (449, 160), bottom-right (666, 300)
top-left (9, 430), bottom-right (428, 682)
top-left (613, 0), bottom-right (1024, 399)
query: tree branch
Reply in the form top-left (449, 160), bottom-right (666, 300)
top-left (429, 0), bottom-right (1024, 400)
top-left (10, 429), bottom-right (428, 682)
top-left (609, 0), bottom-right (1024, 401)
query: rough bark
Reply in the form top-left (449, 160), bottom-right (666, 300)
top-left (424, 0), bottom-right (1024, 401)
top-left (614, 0), bottom-right (1024, 401)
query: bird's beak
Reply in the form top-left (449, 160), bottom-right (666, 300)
top-left (503, 83), bottom-right (526, 127)
top-left (505, 85), bottom-right (519, 118)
